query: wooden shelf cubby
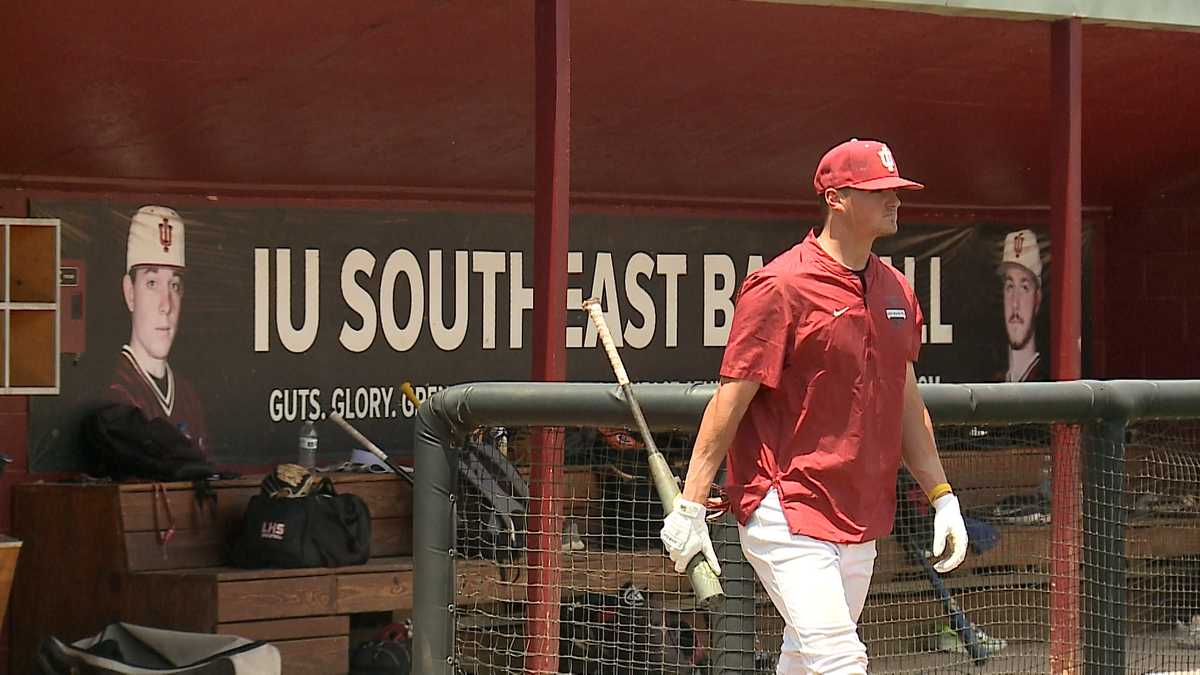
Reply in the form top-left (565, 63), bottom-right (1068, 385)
top-left (0, 218), bottom-right (60, 394)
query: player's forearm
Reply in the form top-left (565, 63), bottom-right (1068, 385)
top-left (680, 399), bottom-right (729, 503)
top-left (901, 404), bottom-right (948, 494)
top-left (900, 364), bottom-right (949, 495)
top-left (681, 378), bottom-right (758, 503)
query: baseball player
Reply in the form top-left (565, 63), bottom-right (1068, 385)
top-left (999, 228), bottom-right (1047, 382)
top-left (660, 140), bottom-right (968, 674)
top-left (107, 205), bottom-right (210, 454)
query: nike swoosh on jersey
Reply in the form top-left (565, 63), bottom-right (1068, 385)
top-left (833, 306), bottom-right (851, 317)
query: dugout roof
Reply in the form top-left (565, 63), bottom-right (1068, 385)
top-left (2, 0), bottom-right (1199, 207)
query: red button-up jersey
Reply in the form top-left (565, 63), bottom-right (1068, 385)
top-left (720, 231), bottom-right (923, 543)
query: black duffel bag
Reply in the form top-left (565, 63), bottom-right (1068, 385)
top-left (229, 465), bottom-right (371, 568)
top-left (350, 621), bottom-right (412, 675)
top-left (350, 640), bottom-right (411, 675)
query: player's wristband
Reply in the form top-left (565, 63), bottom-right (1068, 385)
top-left (673, 497), bottom-right (706, 519)
top-left (927, 482), bottom-right (953, 503)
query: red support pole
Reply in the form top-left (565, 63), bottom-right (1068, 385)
top-left (531, 0), bottom-right (570, 388)
top-left (527, 1), bottom-right (570, 672)
top-left (1050, 21), bottom-right (1083, 383)
top-left (1048, 17), bottom-right (1082, 675)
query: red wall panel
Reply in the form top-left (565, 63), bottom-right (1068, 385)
top-left (1101, 204), bottom-right (1200, 378)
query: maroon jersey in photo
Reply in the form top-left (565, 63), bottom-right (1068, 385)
top-left (107, 346), bottom-right (210, 455)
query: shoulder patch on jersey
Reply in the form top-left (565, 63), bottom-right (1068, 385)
top-left (886, 308), bottom-right (907, 320)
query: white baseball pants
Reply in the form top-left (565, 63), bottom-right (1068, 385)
top-left (739, 488), bottom-right (877, 675)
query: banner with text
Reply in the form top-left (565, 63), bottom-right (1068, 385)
top-left (29, 200), bottom-right (1062, 469)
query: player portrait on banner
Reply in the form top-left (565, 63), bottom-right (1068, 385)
top-left (998, 228), bottom-right (1048, 382)
top-left (106, 205), bottom-right (210, 453)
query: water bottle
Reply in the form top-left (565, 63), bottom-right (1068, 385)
top-left (298, 421), bottom-right (318, 469)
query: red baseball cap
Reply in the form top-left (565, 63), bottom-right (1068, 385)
top-left (813, 139), bottom-right (924, 194)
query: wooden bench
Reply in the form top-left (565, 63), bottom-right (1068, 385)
top-left (11, 473), bottom-right (412, 675)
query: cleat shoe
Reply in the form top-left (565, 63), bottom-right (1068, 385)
top-left (934, 623), bottom-right (1008, 656)
top-left (561, 519), bottom-right (586, 551)
top-left (1175, 615), bottom-right (1200, 649)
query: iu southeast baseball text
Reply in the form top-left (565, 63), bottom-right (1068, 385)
top-left (252, 248), bottom-right (954, 354)
top-left (268, 384), bottom-right (446, 423)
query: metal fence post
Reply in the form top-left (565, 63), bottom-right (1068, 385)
top-left (1083, 417), bottom-right (1127, 675)
top-left (712, 511), bottom-right (756, 673)
top-left (412, 400), bottom-right (457, 675)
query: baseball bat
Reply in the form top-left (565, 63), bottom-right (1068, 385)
top-left (582, 298), bottom-right (725, 609)
top-left (328, 412), bottom-right (415, 485)
top-left (902, 537), bottom-right (988, 664)
top-left (896, 473), bottom-right (987, 663)
top-left (400, 381), bottom-right (421, 409)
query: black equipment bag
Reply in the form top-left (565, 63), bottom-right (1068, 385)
top-left (558, 582), bottom-right (700, 675)
top-left (350, 620), bottom-right (411, 675)
top-left (349, 636), bottom-right (411, 675)
top-left (455, 428), bottom-right (529, 576)
top-left (229, 469), bottom-right (371, 569)
top-left (82, 403), bottom-right (217, 482)
top-left (589, 427), bottom-right (689, 551)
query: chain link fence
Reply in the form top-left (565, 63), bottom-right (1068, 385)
top-left (412, 381), bottom-right (1200, 674)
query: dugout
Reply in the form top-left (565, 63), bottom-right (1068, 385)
top-left (1, 1), bottom-right (1199, 673)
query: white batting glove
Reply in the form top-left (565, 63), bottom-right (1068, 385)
top-left (659, 498), bottom-right (721, 576)
top-left (932, 493), bottom-right (968, 573)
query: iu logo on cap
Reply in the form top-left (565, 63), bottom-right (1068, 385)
top-left (1013, 233), bottom-right (1025, 256)
top-left (878, 145), bottom-right (896, 173)
top-left (158, 217), bottom-right (173, 253)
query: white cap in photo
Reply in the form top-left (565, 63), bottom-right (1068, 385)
top-left (127, 205), bottom-right (185, 272)
top-left (1000, 228), bottom-right (1042, 280)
